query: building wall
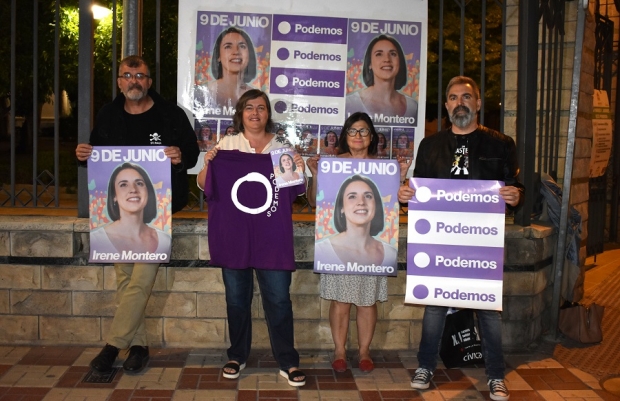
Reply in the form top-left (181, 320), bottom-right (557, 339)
top-left (0, 216), bottom-right (555, 351)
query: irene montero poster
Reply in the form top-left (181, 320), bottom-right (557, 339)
top-left (313, 158), bottom-right (400, 276)
top-left (88, 146), bottom-right (172, 263)
top-left (178, 0), bottom-right (427, 168)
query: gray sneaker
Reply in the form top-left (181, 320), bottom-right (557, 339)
top-left (410, 368), bottom-right (433, 389)
top-left (488, 379), bottom-right (510, 401)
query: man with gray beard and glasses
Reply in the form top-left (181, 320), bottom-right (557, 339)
top-left (75, 55), bottom-right (199, 375)
top-left (397, 76), bottom-right (524, 401)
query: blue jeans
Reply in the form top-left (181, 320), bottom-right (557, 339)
top-left (222, 267), bottom-right (299, 371)
top-left (417, 305), bottom-right (505, 380)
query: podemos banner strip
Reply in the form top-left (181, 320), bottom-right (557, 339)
top-left (405, 178), bottom-right (506, 310)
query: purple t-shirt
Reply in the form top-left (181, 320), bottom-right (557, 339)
top-left (205, 150), bottom-right (305, 270)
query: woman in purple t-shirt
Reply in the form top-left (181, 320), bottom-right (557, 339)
top-left (197, 90), bottom-right (307, 387)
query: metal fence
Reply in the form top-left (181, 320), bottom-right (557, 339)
top-left (1, 0), bottom-right (584, 229)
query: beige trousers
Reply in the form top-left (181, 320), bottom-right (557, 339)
top-left (106, 263), bottom-right (159, 349)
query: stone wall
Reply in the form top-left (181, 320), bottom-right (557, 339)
top-left (0, 215), bottom-right (555, 352)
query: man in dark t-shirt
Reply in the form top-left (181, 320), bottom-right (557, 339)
top-left (398, 76), bottom-right (523, 401)
top-left (76, 56), bottom-right (199, 374)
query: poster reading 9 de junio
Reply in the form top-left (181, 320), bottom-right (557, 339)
top-left (177, 0), bottom-right (427, 163)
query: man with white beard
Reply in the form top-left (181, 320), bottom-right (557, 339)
top-left (398, 76), bottom-right (524, 401)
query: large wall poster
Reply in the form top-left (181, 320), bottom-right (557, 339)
top-left (178, 0), bottom-right (427, 170)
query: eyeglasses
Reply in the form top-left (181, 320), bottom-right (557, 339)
top-left (119, 72), bottom-right (150, 81)
top-left (346, 128), bottom-right (370, 137)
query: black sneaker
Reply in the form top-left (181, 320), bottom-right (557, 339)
top-left (123, 346), bottom-right (149, 373)
top-left (90, 344), bottom-right (119, 373)
top-left (410, 368), bottom-right (433, 389)
top-left (488, 379), bottom-right (510, 401)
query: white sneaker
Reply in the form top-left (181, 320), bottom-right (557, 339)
top-left (488, 379), bottom-right (510, 400)
top-left (410, 368), bottom-right (433, 389)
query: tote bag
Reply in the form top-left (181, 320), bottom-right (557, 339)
top-left (439, 309), bottom-right (485, 368)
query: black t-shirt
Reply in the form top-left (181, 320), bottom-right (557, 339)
top-left (450, 133), bottom-right (470, 178)
top-left (122, 107), bottom-right (165, 146)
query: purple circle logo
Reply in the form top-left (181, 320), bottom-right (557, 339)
top-left (413, 285), bottom-right (429, 299)
top-left (274, 101), bottom-right (288, 114)
top-left (277, 48), bottom-right (290, 60)
top-left (414, 219), bottom-right (431, 234)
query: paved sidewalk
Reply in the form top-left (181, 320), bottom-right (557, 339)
top-left (0, 345), bottom-right (618, 401)
top-left (0, 249), bottom-right (619, 401)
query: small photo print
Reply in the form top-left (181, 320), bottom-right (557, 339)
top-left (270, 147), bottom-right (305, 188)
top-left (375, 126), bottom-right (392, 159)
top-left (392, 127), bottom-right (415, 159)
top-left (319, 125), bottom-right (343, 157)
top-left (195, 119), bottom-right (218, 152)
top-left (295, 124), bottom-right (319, 157)
top-left (219, 120), bottom-right (236, 137)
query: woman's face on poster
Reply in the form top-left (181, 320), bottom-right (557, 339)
top-left (301, 130), bottom-right (312, 147)
top-left (114, 168), bottom-right (148, 215)
top-left (218, 32), bottom-right (250, 75)
top-left (397, 134), bottom-right (408, 148)
top-left (326, 131), bottom-right (338, 146)
top-left (281, 154), bottom-right (294, 171)
top-left (370, 39), bottom-right (400, 82)
top-left (378, 133), bottom-right (386, 147)
top-left (200, 126), bottom-right (211, 140)
top-left (341, 180), bottom-right (376, 227)
top-left (225, 125), bottom-right (235, 135)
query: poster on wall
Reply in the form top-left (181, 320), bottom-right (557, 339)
top-left (178, 0), bottom-right (427, 172)
top-left (590, 89), bottom-right (612, 178)
top-left (88, 146), bottom-right (172, 263)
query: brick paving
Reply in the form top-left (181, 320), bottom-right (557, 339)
top-left (0, 345), bottom-right (619, 401)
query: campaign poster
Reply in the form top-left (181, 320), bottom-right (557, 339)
top-left (405, 178), bottom-right (506, 310)
top-left (313, 158), bottom-right (400, 276)
top-left (88, 146), bottom-right (172, 264)
top-left (345, 19), bottom-right (422, 128)
top-left (178, 0), bottom-right (428, 169)
top-left (319, 125), bottom-right (343, 157)
top-left (195, 119), bottom-right (218, 152)
top-left (193, 11), bottom-right (272, 119)
top-left (392, 127), bottom-right (414, 159)
top-left (270, 147), bottom-right (305, 188)
top-left (273, 122), bottom-right (298, 145)
top-left (295, 124), bottom-right (319, 156)
top-left (220, 119), bottom-right (236, 137)
top-left (375, 126), bottom-right (391, 159)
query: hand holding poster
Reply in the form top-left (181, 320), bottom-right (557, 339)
top-left (88, 146), bottom-right (172, 263)
top-left (313, 158), bottom-right (400, 276)
top-left (270, 147), bottom-right (305, 188)
top-left (405, 178), bottom-right (506, 310)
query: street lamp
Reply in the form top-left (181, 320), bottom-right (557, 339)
top-left (92, 5), bottom-right (112, 20)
